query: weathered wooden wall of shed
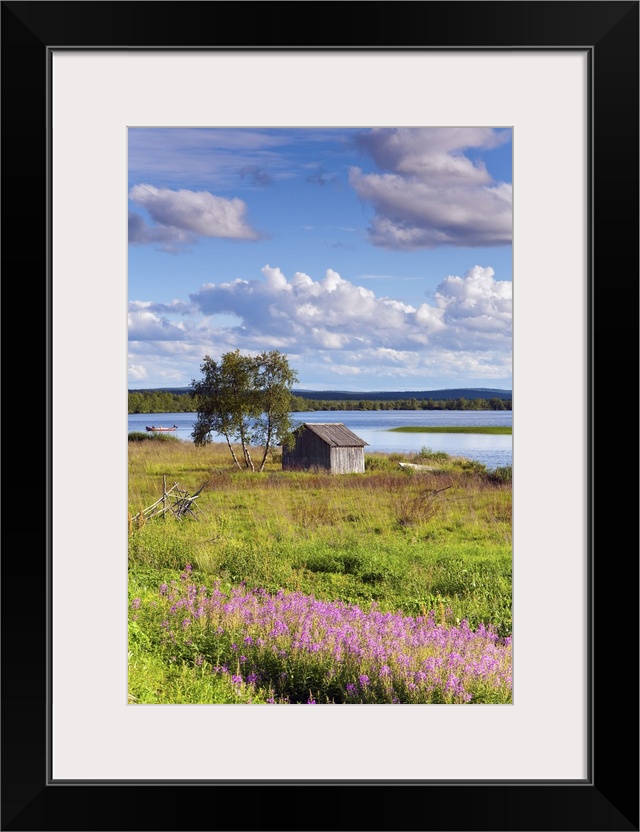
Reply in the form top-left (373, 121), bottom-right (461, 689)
top-left (330, 445), bottom-right (365, 474)
top-left (282, 428), bottom-right (331, 471)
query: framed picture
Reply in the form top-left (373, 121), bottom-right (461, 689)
top-left (3, 1), bottom-right (637, 830)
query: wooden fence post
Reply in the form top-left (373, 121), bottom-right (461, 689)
top-left (162, 474), bottom-right (167, 519)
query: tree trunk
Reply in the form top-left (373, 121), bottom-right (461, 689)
top-left (243, 443), bottom-right (255, 472)
top-left (224, 434), bottom-right (243, 470)
top-left (239, 425), bottom-right (255, 471)
top-left (258, 425), bottom-right (273, 472)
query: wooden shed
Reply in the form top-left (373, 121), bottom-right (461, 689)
top-left (282, 423), bottom-right (368, 474)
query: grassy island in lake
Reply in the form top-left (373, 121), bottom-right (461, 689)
top-left (388, 426), bottom-right (511, 435)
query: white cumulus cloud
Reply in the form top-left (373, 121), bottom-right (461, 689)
top-left (129, 263), bottom-right (511, 389)
top-left (349, 128), bottom-right (512, 249)
top-left (189, 265), bottom-right (427, 350)
top-left (128, 308), bottom-right (188, 342)
top-left (433, 265), bottom-right (512, 347)
top-left (128, 184), bottom-right (261, 248)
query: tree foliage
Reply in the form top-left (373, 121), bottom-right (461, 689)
top-left (190, 350), bottom-right (298, 471)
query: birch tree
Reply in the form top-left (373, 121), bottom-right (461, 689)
top-left (190, 350), bottom-right (298, 471)
top-left (251, 350), bottom-right (298, 471)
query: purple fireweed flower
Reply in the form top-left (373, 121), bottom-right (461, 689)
top-left (266, 698), bottom-right (275, 704)
top-left (154, 573), bottom-right (512, 704)
top-left (307, 698), bottom-right (317, 704)
top-left (346, 684), bottom-right (356, 696)
top-left (185, 563), bottom-right (193, 572)
top-left (159, 584), bottom-right (168, 595)
top-left (445, 674), bottom-right (462, 693)
top-left (240, 656), bottom-right (247, 663)
top-left (231, 675), bottom-right (243, 685)
top-left (195, 656), bottom-right (204, 666)
top-left (131, 598), bottom-right (141, 610)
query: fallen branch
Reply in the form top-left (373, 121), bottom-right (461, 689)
top-left (131, 478), bottom-right (207, 524)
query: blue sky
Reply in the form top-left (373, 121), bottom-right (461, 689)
top-left (128, 127), bottom-right (512, 392)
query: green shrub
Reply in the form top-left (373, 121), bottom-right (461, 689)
top-left (305, 553), bottom-right (346, 574)
top-left (414, 446), bottom-right (450, 463)
top-left (365, 455), bottom-right (394, 472)
top-left (458, 458), bottom-right (488, 475)
top-left (489, 465), bottom-right (512, 483)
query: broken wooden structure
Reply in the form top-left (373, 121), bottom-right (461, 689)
top-left (131, 475), bottom-right (207, 526)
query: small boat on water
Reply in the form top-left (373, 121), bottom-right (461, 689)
top-left (145, 425), bottom-right (178, 432)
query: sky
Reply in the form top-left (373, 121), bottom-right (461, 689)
top-left (128, 127), bottom-right (512, 392)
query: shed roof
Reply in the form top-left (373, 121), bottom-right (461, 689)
top-left (297, 423), bottom-right (368, 447)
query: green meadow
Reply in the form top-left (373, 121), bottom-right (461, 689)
top-left (128, 437), bottom-right (512, 704)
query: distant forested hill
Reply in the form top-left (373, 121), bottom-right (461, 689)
top-left (128, 386), bottom-right (512, 414)
top-left (289, 388), bottom-right (512, 402)
top-left (130, 386), bottom-right (512, 401)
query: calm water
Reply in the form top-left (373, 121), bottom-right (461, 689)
top-left (128, 410), bottom-right (512, 470)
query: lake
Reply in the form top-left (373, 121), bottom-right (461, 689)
top-left (128, 409), bottom-right (512, 470)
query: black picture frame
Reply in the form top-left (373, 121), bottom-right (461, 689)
top-left (2, 2), bottom-right (638, 830)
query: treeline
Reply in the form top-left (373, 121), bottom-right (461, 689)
top-left (128, 390), bottom-right (196, 414)
top-left (289, 396), bottom-right (511, 411)
top-left (289, 387), bottom-right (512, 402)
top-left (129, 390), bottom-right (511, 414)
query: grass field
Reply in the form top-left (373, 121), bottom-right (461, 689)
top-left (128, 438), bottom-right (512, 704)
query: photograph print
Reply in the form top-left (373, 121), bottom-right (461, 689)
top-left (127, 126), bottom-right (513, 705)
